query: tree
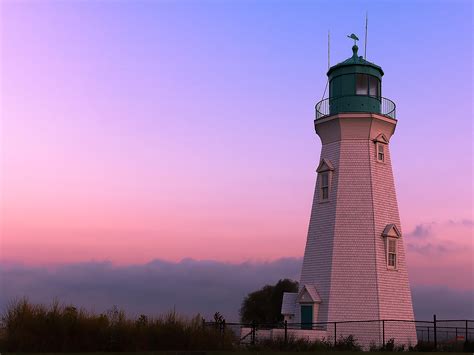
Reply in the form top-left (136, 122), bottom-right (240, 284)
top-left (239, 279), bottom-right (298, 323)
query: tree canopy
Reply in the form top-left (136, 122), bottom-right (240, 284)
top-left (239, 278), bottom-right (298, 323)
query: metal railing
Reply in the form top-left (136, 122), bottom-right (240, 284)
top-left (204, 316), bottom-right (474, 350)
top-left (315, 95), bottom-right (396, 120)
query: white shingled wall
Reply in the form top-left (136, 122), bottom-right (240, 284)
top-left (370, 137), bottom-right (417, 346)
top-left (299, 140), bottom-right (340, 326)
top-left (296, 113), bottom-right (417, 347)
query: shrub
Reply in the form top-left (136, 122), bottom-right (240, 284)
top-left (240, 279), bottom-right (298, 323)
top-left (410, 340), bottom-right (436, 352)
top-left (334, 334), bottom-right (362, 351)
top-left (370, 338), bottom-right (405, 352)
top-left (464, 340), bottom-right (474, 352)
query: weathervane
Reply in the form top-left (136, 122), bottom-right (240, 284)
top-left (347, 33), bottom-right (359, 46)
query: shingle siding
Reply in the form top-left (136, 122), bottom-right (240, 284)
top-left (296, 113), bottom-right (416, 345)
top-left (299, 140), bottom-right (340, 325)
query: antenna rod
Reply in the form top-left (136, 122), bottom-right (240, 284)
top-left (328, 30), bottom-right (330, 69)
top-left (364, 12), bottom-right (368, 59)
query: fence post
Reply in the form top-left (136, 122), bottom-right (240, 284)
top-left (466, 320), bottom-right (468, 344)
top-left (334, 322), bottom-right (337, 347)
top-left (433, 314), bottom-right (437, 350)
top-left (382, 320), bottom-right (385, 349)
top-left (284, 320), bottom-right (288, 345)
top-left (251, 320), bottom-right (256, 345)
top-left (202, 318), bottom-right (205, 329)
top-left (222, 319), bottom-right (226, 336)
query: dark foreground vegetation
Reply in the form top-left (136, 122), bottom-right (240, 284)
top-left (1, 299), bottom-right (473, 352)
top-left (249, 335), bottom-right (472, 352)
top-left (239, 279), bottom-right (298, 323)
top-left (0, 299), bottom-right (234, 351)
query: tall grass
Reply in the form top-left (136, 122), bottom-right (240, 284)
top-left (0, 299), bottom-right (235, 351)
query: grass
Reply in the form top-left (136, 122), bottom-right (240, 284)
top-left (0, 299), bottom-right (235, 351)
top-left (1, 299), bottom-right (471, 353)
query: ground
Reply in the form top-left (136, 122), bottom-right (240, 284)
top-left (1, 352), bottom-right (463, 355)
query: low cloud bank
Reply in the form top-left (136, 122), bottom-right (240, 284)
top-left (0, 258), bottom-right (301, 321)
top-left (1, 258), bottom-right (472, 321)
top-left (411, 286), bottom-right (473, 320)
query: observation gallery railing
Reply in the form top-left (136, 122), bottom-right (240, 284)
top-left (315, 95), bottom-right (396, 120)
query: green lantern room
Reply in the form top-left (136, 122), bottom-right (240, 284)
top-left (316, 38), bottom-right (395, 120)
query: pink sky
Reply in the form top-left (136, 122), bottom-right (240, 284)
top-left (1, 1), bottom-right (472, 291)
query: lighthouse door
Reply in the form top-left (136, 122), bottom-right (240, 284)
top-left (300, 305), bottom-right (313, 329)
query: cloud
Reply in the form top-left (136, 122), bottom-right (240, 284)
top-left (411, 286), bottom-right (474, 320)
top-left (406, 219), bottom-right (473, 240)
top-left (448, 219), bottom-right (474, 227)
top-left (0, 258), bottom-right (301, 321)
top-left (0, 258), bottom-right (472, 322)
top-left (406, 223), bottom-right (434, 239)
top-left (405, 219), bottom-right (473, 258)
top-left (406, 242), bottom-right (450, 256)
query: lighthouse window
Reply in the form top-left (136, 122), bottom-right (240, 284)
top-left (387, 238), bottom-right (397, 269)
top-left (377, 144), bottom-right (385, 162)
top-left (356, 74), bottom-right (381, 98)
top-left (320, 172), bottom-right (329, 200)
top-left (356, 74), bottom-right (368, 95)
top-left (369, 76), bottom-right (380, 97)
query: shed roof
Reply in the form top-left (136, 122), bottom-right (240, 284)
top-left (382, 224), bottom-right (401, 238)
top-left (297, 284), bottom-right (322, 304)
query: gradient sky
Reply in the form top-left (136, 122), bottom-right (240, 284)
top-left (0, 0), bottom-right (472, 291)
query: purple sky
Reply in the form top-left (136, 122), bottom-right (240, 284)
top-left (0, 0), bottom-right (472, 317)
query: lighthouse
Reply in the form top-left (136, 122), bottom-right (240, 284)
top-left (281, 39), bottom-right (417, 346)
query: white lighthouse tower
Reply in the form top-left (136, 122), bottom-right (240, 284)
top-left (281, 40), bottom-right (417, 346)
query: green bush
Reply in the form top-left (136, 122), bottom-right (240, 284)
top-left (240, 279), bottom-right (298, 323)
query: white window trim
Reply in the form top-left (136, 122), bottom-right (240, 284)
top-left (316, 159), bottom-right (334, 203)
top-left (319, 171), bottom-right (330, 202)
top-left (376, 142), bottom-right (386, 163)
top-left (373, 133), bottom-right (389, 164)
top-left (386, 237), bottom-right (398, 270)
top-left (382, 224), bottom-right (401, 271)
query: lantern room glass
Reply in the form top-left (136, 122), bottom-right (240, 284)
top-left (355, 74), bottom-right (380, 98)
top-left (369, 76), bottom-right (379, 97)
top-left (356, 74), bottom-right (368, 95)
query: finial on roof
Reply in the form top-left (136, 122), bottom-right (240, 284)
top-left (352, 44), bottom-right (359, 57)
top-left (347, 34), bottom-right (360, 59)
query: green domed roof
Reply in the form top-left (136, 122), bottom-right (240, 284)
top-left (327, 45), bottom-right (384, 78)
